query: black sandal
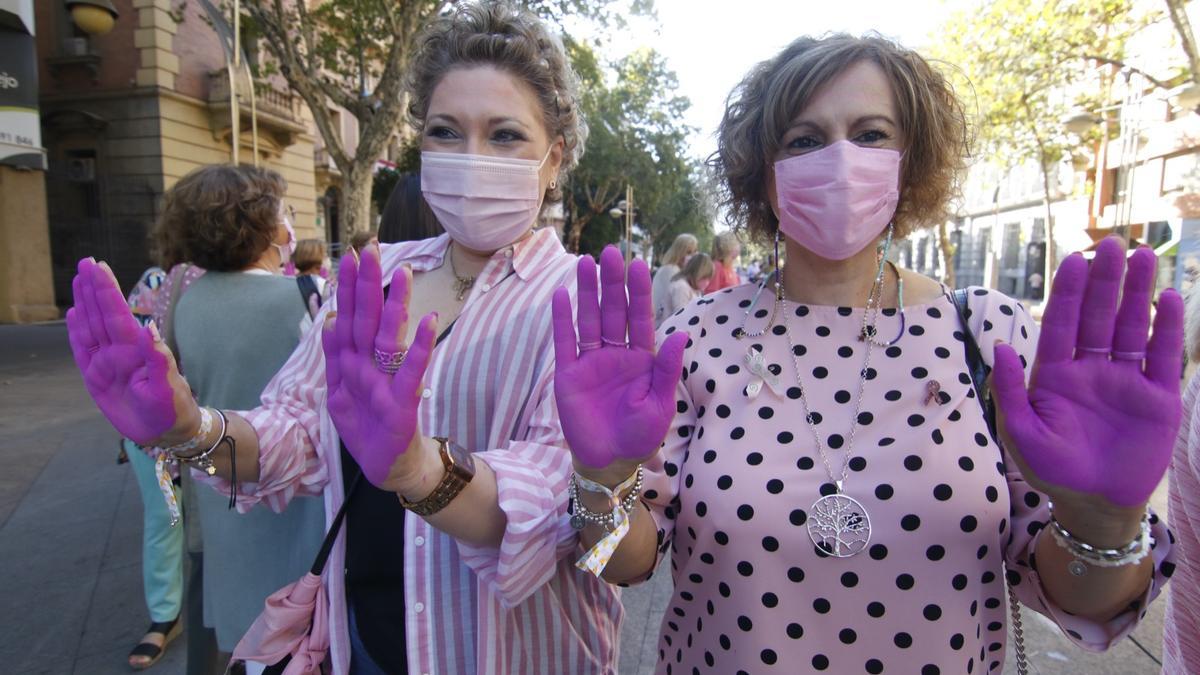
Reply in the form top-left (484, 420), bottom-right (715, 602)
top-left (128, 616), bottom-right (181, 670)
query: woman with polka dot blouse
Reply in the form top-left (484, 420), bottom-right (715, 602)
top-left (551, 35), bottom-right (1181, 674)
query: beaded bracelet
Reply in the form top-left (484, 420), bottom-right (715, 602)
top-left (1047, 501), bottom-right (1152, 576)
top-left (569, 466), bottom-right (645, 576)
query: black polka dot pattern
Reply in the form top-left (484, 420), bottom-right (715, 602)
top-left (639, 283), bottom-right (1175, 673)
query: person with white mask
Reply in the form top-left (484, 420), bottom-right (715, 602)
top-left (62, 3), bottom-right (619, 674)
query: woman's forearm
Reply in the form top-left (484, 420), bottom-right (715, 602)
top-left (576, 490), bottom-right (660, 584)
top-left (392, 437), bottom-right (507, 549)
top-left (1034, 503), bottom-right (1154, 621)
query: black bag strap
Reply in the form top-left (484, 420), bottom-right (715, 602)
top-left (948, 288), bottom-right (997, 439)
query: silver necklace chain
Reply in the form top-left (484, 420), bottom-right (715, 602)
top-left (782, 294), bottom-right (881, 493)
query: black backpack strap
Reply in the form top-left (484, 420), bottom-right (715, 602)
top-left (948, 288), bottom-right (998, 440)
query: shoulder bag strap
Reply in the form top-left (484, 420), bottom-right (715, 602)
top-left (947, 288), bottom-right (1028, 675)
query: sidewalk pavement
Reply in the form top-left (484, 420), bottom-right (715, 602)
top-left (0, 323), bottom-right (1168, 674)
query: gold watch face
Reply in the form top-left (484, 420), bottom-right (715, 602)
top-left (444, 440), bottom-right (476, 480)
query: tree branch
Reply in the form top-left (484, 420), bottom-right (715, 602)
top-left (1081, 54), bottom-right (1175, 91)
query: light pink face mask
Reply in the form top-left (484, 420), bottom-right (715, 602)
top-left (773, 140), bottom-right (901, 260)
top-left (421, 150), bottom-right (550, 252)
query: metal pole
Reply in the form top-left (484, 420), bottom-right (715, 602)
top-left (228, 3), bottom-right (239, 165)
top-left (625, 184), bottom-right (633, 264)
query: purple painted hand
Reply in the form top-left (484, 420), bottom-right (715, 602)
top-left (65, 258), bottom-right (197, 446)
top-left (322, 244), bottom-right (438, 490)
top-left (552, 246), bottom-right (689, 483)
top-left (991, 237), bottom-right (1183, 511)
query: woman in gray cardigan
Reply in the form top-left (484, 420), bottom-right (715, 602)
top-left (163, 164), bottom-right (326, 671)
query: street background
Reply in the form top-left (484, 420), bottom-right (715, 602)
top-left (0, 322), bottom-right (1171, 674)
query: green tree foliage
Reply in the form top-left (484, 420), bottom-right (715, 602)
top-left (221, 0), bottom-right (649, 241)
top-left (564, 41), bottom-right (713, 258)
top-left (931, 0), bottom-right (1147, 283)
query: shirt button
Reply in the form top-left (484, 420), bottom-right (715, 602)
top-left (414, 535), bottom-right (425, 547)
top-left (414, 602), bottom-right (425, 613)
top-left (504, 248), bottom-right (513, 258)
top-left (421, 388), bottom-right (432, 399)
top-left (481, 283), bottom-right (492, 293)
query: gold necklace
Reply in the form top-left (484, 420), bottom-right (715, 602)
top-left (447, 244), bottom-right (476, 301)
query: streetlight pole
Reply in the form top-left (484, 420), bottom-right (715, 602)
top-left (609, 184), bottom-right (635, 264)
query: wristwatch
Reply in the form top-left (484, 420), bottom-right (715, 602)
top-left (399, 437), bottom-right (476, 516)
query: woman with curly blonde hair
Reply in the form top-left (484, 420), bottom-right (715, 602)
top-left (64, 2), bottom-right (624, 673)
top-left (552, 34), bottom-right (1181, 674)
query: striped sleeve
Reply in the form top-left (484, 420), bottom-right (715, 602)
top-left (197, 299), bottom-right (332, 513)
top-left (456, 372), bottom-right (577, 609)
top-left (1164, 374), bottom-right (1200, 672)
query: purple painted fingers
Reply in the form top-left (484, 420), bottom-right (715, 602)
top-left (991, 237), bottom-right (1183, 508)
top-left (553, 246), bottom-right (689, 479)
top-left (66, 258), bottom-right (197, 446)
top-left (322, 244), bottom-right (438, 489)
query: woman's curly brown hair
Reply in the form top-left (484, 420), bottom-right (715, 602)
top-left (152, 164), bottom-right (287, 272)
top-left (711, 34), bottom-right (969, 242)
top-left (405, 0), bottom-right (587, 203)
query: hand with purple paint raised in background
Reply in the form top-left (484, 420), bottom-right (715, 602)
top-left (66, 258), bottom-right (199, 447)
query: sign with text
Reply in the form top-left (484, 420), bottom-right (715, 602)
top-left (0, 0), bottom-right (44, 170)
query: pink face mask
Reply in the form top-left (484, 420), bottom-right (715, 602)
top-left (773, 140), bottom-right (901, 260)
top-left (421, 150), bottom-right (550, 252)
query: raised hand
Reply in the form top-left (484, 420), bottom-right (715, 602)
top-left (552, 246), bottom-right (689, 484)
top-left (322, 244), bottom-right (438, 490)
top-left (66, 258), bottom-right (198, 446)
top-left (991, 237), bottom-right (1183, 513)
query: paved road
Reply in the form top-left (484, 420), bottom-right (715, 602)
top-left (0, 323), bottom-right (1169, 674)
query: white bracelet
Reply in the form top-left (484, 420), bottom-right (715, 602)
top-left (164, 407), bottom-right (211, 455)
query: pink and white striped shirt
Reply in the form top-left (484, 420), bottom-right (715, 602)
top-left (1165, 373), bottom-right (1199, 673)
top-left (205, 229), bottom-right (622, 674)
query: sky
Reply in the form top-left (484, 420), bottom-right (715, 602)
top-left (601, 0), bottom-right (960, 162)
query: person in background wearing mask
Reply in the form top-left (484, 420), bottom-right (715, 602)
top-left (704, 230), bottom-right (742, 293)
top-left (149, 164), bottom-right (327, 673)
top-left (65, 3), bottom-right (620, 673)
top-left (552, 35), bottom-right (1180, 673)
top-left (664, 252), bottom-right (713, 321)
top-left (652, 233), bottom-right (698, 327)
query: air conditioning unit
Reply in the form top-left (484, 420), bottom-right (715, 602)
top-left (67, 157), bottom-right (95, 182)
top-left (62, 37), bottom-right (89, 57)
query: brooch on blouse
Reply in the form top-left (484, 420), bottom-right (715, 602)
top-left (744, 347), bottom-right (785, 399)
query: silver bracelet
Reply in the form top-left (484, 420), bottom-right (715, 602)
top-left (171, 407), bottom-right (226, 476)
top-left (1047, 501), bottom-right (1152, 576)
top-left (568, 467), bottom-right (644, 532)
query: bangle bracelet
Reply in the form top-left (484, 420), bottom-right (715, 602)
top-left (1047, 501), bottom-right (1153, 575)
top-left (164, 407), bottom-right (211, 455)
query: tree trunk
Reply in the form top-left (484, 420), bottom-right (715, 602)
top-left (341, 163), bottom-right (375, 240)
top-left (937, 221), bottom-right (957, 288)
top-left (1166, 0), bottom-right (1200, 85)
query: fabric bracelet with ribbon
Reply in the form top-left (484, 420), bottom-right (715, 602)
top-left (574, 469), bottom-right (641, 576)
top-left (153, 450), bottom-right (183, 527)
